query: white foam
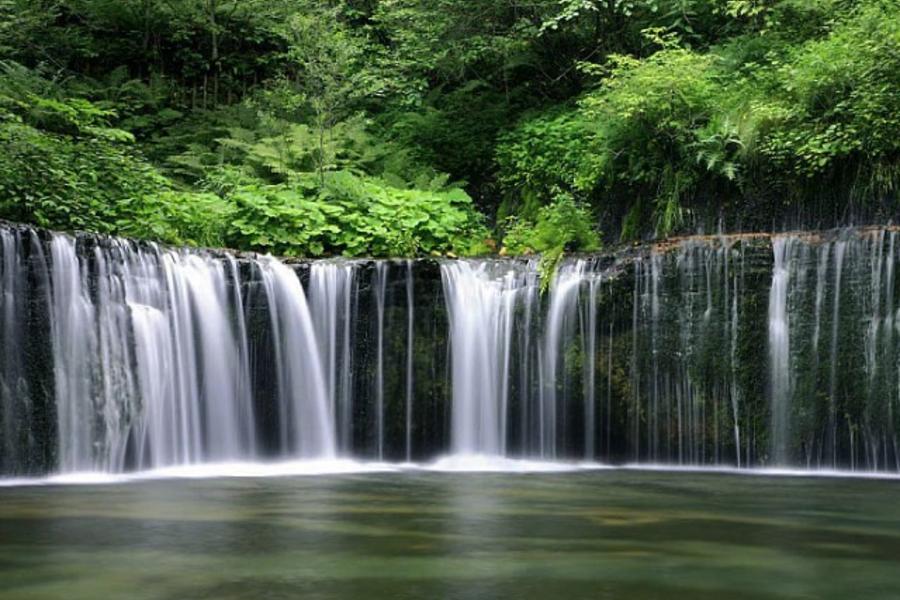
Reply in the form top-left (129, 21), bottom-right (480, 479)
top-left (0, 459), bottom-right (398, 487)
top-left (421, 454), bottom-right (609, 473)
top-left (136, 459), bottom-right (400, 480)
top-left (2, 459), bottom-right (900, 487)
top-left (0, 472), bottom-right (128, 487)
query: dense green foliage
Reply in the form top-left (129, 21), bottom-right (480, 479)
top-left (1, 0), bottom-right (898, 257)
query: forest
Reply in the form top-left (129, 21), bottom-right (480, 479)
top-left (1, 0), bottom-right (898, 260)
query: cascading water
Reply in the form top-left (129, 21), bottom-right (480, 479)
top-left (404, 261), bottom-right (415, 461)
top-left (308, 261), bottom-right (356, 452)
top-left (440, 260), bottom-right (539, 456)
top-left (0, 229), bottom-right (21, 470)
top-left (540, 262), bottom-right (582, 458)
top-left (768, 236), bottom-right (796, 465)
top-left (3, 224), bottom-right (900, 476)
top-left (48, 236), bottom-right (100, 471)
top-left (541, 259), bottom-right (604, 459)
top-left (0, 230), bottom-right (340, 474)
top-left (258, 257), bottom-right (335, 458)
top-left (0, 228), bottom-right (53, 474)
top-left (373, 263), bottom-right (388, 460)
top-left (437, 231), bottom-right (900, 470)
top-left (582, 270), bottom-right (600, 461)
top-left (54, 237), bottom-right (260, 471)
top-left (620, 239), bottom-right (751, 465)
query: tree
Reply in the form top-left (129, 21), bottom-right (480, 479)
top-left (270, 5), bottom-right (365, 183)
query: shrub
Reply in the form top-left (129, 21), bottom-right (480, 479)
top-left (221, 170), bottom-right (490, 257)
top-left (502, 192), bottom-right (600, 288)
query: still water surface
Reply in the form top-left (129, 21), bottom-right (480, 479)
top-left (1, 469), bottom-right (899, 599)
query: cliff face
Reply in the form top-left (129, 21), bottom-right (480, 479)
top-left (2, 222), bottom-right (899, 475)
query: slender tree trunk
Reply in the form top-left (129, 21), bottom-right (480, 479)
top-left (208, 0), bottom-right (220, 106)
top-left (141, 0), bottom-right (152, 80)
top-left (317, 109), bottom-right (326, 186)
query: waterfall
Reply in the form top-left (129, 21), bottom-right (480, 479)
top-left (405, 261), bottom-right (415, 461)
top-left (582, 271), bottom-right (600, 460)
top-left (0, 231), bottom-right (339, 473)
top-left (439, 244), bottom-right (755, 464)
top-left (626, 241), bottom-right (742, 464)
top-left (0, 228), bottom-right (48, 474)
top-left (541, 260), bottom-right (603, 459)
top-left (5, 224), bottom-right (900, 476)
top-left (440, 260), bottom-right (538, 456)
top-left (258, 257), bottom-right (335, 458)
top-left (441, 258), bottom-right (608, 460)
top-left (372, 263), bottom-right (388, 460)
top-left (827, 241), bottom-right (847, 464)
top-left (0, 229), bottom-right (20, 470)
top-left (769, 236), bottom-right (796, 465)
top-left (49, 237), bottom-right (101, 471)
top-left (133, 249), bottom-right (257, 467)
top-left (541, 262), bottom-right (584, 457)
top-left (729, 240), bottom-right (743, 467)
top-left (46, 236), bottom-right (262, 471)
top-left (308, 261), bottom-right (356, 452)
